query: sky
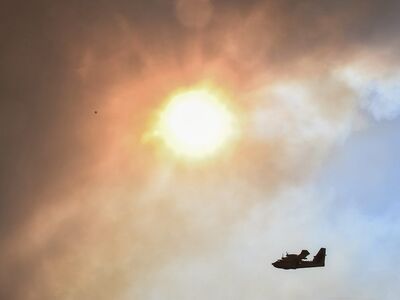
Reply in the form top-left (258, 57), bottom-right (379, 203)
top-left (1, 0), bottom-right (400, 299)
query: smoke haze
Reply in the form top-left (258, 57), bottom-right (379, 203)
top-left (1, 0), bottom-right (400, 299)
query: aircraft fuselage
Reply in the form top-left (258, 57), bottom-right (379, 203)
top-left (272, 248), bottom-right (326, 270)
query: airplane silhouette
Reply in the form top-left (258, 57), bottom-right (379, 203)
top-left (272, 248), bottom-right (326, 269)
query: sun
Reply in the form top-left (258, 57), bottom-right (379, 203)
top-left (156, 88), bottom-right (237, 159)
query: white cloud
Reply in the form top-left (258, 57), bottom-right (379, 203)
top-left (127, 186), bottom-right (400, 299)
top-left (340, 67), bottom-right (400, 121)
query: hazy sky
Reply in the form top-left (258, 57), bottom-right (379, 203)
top-left (1, 1), bottom-right (400, 299)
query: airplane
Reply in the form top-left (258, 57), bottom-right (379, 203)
top-left (272, 248), bottom-right (326, 270)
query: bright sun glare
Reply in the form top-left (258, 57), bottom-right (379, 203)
top-left (157, 89), bottom-right (237, 159)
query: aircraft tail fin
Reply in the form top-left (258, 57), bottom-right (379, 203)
top-left (312, 248), bottom-right (326, 266)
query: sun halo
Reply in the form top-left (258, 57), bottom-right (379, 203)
top-left (155, 88), bottom-right (237, 160)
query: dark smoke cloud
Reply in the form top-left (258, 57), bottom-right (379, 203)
top-left (1, 0), bottom-right (400, 299)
